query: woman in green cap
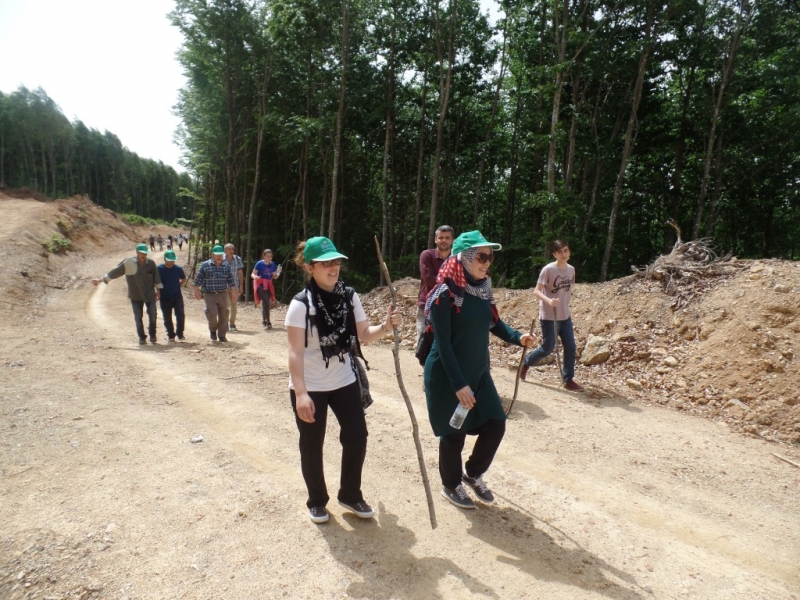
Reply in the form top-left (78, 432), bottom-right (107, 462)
top-left (286, 236), bottom-right (402, 524)
top-left (422, 230), bottom-right (535, 509)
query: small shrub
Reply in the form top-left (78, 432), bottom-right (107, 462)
top-left (56, 219), bottom-right (70, 233)
top-left (42, 235), bottom-right (72, 254)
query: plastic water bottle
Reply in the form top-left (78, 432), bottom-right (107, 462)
top-left (276, 263), bottom-right (282, 274)
top-left (449, 403), bottom-right (470, 429)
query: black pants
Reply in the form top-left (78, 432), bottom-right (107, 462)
top-left (257, 286), bottom-right (271, 324)
top-left (439, 418), bottom-right (506, 490)
top-left (159, 294), bottom-right (185, 339)
top-left (290, 381), bottom-right (367, 508)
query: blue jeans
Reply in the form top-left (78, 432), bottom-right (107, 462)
top-left (131, 300), bottom-right (157, 341)
top-left (159, 295), bottom-right (185, 339)
top-left (523, 317), bottom-right (576, 383)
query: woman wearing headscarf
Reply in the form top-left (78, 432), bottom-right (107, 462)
top-left (423, 231), bottom-right (535, 509)
top-left (286, 236), bottom-right (401, 524)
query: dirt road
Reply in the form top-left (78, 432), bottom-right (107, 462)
top-left (1, 198), bottom-right (799, 599)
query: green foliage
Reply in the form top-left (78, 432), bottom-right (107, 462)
top-left (42, 235), bottom-right (72, 254)
top-left (122, 214), bottom-right (164, 227)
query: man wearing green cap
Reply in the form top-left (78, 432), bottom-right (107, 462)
top-left (193, 245), bottom-right (237, 341)
top-left (158, 250), bottom-right (186, 342)
top-left (92, 244), bottom-right (163, 345)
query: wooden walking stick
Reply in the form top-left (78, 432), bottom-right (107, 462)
top-left (506, 316), bottom-right (536, 416)
top-left (373, 236), bottom-right (438, 529)
top-left (552, 305), bottom-right (563, 385)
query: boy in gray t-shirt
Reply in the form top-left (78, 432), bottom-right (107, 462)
top-left (521, 240), bottom-right (583, 392)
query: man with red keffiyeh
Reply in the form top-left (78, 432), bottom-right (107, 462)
top-left (422, 230), bottom-right (535, 510)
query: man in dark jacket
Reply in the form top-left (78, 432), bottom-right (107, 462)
top-left (92, 244), bottom-right (163, 344)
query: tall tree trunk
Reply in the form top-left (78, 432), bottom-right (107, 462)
top-left (600, 0), bottom-right (658, 281)
top-left (224, 59), bottom-right (235, 244)
top-left (428, 0), bottom-right (455, 248)
top-left (546, 0), bottom-right (570, 195)
top-left (246, 55), bottom-right (272, 302)
top-left (693, 0), bottom-right (750, 238)
top-left (666, 2), bottom-right (706, 249)
top-left (413, 8), bottom-right (431, 256)
top-left (473, 18), bottom-right (508, 226)
top-left (328, 0), bottom-right (350, 243)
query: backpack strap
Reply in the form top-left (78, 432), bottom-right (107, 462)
top-left (292, 289), bottom-right (310, 347)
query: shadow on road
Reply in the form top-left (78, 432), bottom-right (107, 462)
top-left (320, 503), bottom-right (498, 599)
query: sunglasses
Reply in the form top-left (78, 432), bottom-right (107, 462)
top-left (474, 252), bottom-right (495, 265)
top-left (315, 258), bottom-right (342, 267)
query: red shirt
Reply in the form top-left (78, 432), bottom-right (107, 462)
top-left (418, 248), bottom-right (448, 307)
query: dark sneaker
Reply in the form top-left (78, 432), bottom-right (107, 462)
top-left (168, 337), bottom-right (176, 343)
top-left (564, 380), bottom-right (585, 392)
top-left (229, 324), bottom-right (237, 332)
top-left (338, 500), bottom-right (375, 519)
top-left (219, 337), bottom-right (228, 342)
top-left (149, 337), bottom-right (157, 344)
top-left (262, 320), bottom-right (267, 327)
top-left (441, 484), bottom-right (476, 509)
top-left (266, 323), bottom-right (272, 330)
top-left (309, 506), bottom-right (329, 524)
top-left (139, 338), bottom-right (147, 345)
top-left (177, 335), bottom-right (185, 341)
top-left (462, 473), bottom-right (495, 504)
top-left (210, 332), bottom-right (217, 341)
top-left (519, 365), bottom-right (529, 381)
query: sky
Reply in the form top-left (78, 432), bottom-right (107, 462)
top-left (0, 0), bottom-right (186, 171)
top-left (0, 0), bottom-right (502, 174)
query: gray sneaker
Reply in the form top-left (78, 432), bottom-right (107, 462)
top-left (229, 324), bottom-right (237, 332)
top-left (462, 473), bottom-right (495, 504)
top-left (441, 484), bottom-right (476, 509)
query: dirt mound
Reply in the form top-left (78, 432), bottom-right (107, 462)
top-left (0, 193), bottom-right (182, 305)
top-left (360, 265), bottom-right (800, 446)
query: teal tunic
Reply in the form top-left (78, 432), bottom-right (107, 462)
top-left (424, 292), bottom-right (522, 437)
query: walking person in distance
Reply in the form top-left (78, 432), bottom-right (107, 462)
top-left (519, 239), bottom-right (584, 391)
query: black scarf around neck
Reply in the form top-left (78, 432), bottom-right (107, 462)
top-left (308, 278), bottom-right (357, 367)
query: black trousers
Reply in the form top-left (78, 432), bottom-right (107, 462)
top-left (159, 294), bottom-right (185, 339)
top-left (257, 286), bottom-right (271, 324)
top-left (130, 300), bottom-right (157, 341)
top-left (290, 381), bottom-right (368, 508)
top-left (439, 418), bottom-right (506, 490)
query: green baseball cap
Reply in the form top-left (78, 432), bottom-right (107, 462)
top-left (303, 236), bottom-right (348, 263)
top-left (164, 250), bottom-right (177, 261)
top-left (212, 245), bottom-right (224, 255)
top-left (136, 243), bottom-right (149, 254)
top-left (452, 230), bottom-right (502, 255)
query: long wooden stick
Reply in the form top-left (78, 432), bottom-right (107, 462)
top-left (771, 452), bottom-right (800, 470)
top-left (552, 306), bottom-right (562, 384)
top-left (373, 236), bottom-right (438, 529)
top-left (507, 317), bottom-right (536, 416)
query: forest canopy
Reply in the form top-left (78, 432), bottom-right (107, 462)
top-left (170, 0), bottom-right (800, 290)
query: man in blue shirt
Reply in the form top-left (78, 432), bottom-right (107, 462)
top-left (158, 250), bottom-right (186, 341)
top-left (193, 245), bottom-right (237, 342)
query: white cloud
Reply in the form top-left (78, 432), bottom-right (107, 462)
top-left (0, 0), bottom-right (186, 171)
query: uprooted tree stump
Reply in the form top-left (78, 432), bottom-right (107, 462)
top-left (631, 220), bottom-right (746, 310)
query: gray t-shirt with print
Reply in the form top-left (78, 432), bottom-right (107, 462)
top-left (537, 261), bottom-right (575, 321)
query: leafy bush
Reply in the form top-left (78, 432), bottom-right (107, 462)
top-left (43, 235), bottom-right (72, 254)
top-left (122, 213), bottom-right (164, 227)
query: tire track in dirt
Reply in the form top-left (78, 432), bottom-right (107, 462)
top-left (86, 275), bottom-right (298, 482)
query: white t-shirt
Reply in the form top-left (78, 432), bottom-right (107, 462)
top-left (537, 261), bottom-right (575, 321)
top-left (285, 290), bottom-right (367, 392)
